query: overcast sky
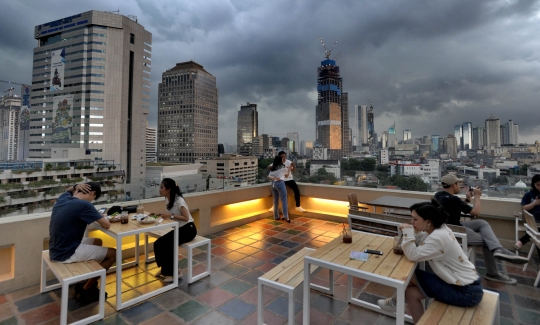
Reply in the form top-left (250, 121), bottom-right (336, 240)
top-left (1, 0), bottom-right (539, 146)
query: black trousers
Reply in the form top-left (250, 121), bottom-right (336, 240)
top-left (154, 222), bottom-right (197, 276)
top-left (284, 180), bottom-right (301, 207)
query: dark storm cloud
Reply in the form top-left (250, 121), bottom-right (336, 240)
top-left (1, 0), bottom-right (539, 146)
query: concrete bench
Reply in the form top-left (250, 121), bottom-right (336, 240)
top-left (417, 289), bottom-right (500, 325)
top-left (144, 230), bottom-right (211, 283)
top-left (40, 251), bottom-right (106, 325)
top-left (257, 247), bottom-right (332, 325)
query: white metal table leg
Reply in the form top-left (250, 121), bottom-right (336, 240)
top-left (116, 235), bottom-right (123, 309)
top-left (396, 286), bottom-right (405, 325)
top-left (302, 259), bottom-right (310, 325)
top-left (257, 282), bottom-right (264, 325)
top-left (288, 290), bottom-right (294, 324)
top-left (60, 282), bottom-right (69, 325)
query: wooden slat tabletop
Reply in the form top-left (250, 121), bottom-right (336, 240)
top-left (311, 232), bottom-right (415, 283)
top-left (105, 212), bottom-right (176, 235)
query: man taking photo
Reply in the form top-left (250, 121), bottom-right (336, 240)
top-left (435, 174), bottom-right (528, 284)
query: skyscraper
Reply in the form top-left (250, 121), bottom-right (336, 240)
top-left (367, 103), bottom-right (375, 147)
top-left (287, 132), bottom-right (299, 152)
top-left (472, 126), bottom-right (485, 150)
top-left (315, 57), bottom-right (349, 159)
top-left (503, 120), bottom-right (518, 145)
top-left (431, 135), bottom-right (440, 153)
top-left (443, 134), bottom-right (458, 158)
top-left (354, 104), bottom-right (368, 146)
top-left (0, 92), bottom-right (20, 161)
top-left (462, 122), bottom-right (472, 150)
top-left (454, 125), bottom-right (462, 151)
top-left (145, 123), bottom-right (156, 162)
top-left (485, 114), bottom-right (501, 148)
top-left (237, 102), bottom-right (258, 155)
top-left (387, 122), bottom-right (396, 148)
top-left (403, 129), bottom-right (412, 142)
top-left (30, 11), bottom-right (151, 198)
top-left (158, 61), bottom-right (218, 163)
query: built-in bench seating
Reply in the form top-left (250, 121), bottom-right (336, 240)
top-left (417, 290), bottom-right (500, 325)
top-left (41, 250), bottom-right (106, 325)
top-left (143, 230), bottom-right (211, 283)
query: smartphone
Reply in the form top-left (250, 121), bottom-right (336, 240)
top-left (469, 186), bottom-right (474, 192)
top-left (98, 207), bottom-right (107, 214)
top-left (364, 249), bottom-right (383, 255)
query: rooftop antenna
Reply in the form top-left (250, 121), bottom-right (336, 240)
top-left (319, 37), bottom-right (337, 59)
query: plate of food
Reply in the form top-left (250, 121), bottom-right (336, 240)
top-left (137, 214), bottom-right (159, 224)
top-left (107, 212), bottom-right (122, 222)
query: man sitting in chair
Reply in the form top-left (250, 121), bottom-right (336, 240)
top-left (435, 174), bottom-right (528, 284)
top-left (49, 182), bottom-right (116, 301)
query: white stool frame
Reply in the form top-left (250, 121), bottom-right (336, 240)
top-left (41, 251), bottom-right (106, 325)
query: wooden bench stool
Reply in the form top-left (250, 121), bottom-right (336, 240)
top-left (144, 231), bottom-right (211, 283)
top-left (417, 289), bottom-right (500, 325)
top-left (257, 247), bottom-right (333, 325)
top-left (40, 250), bottom-right (106, 325)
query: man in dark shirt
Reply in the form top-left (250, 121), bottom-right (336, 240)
top-left (435, 174), bottom-right (528, 284)
top-left (49, 182), bottom-right (115, 301)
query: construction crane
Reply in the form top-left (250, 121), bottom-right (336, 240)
top-left (319, 37), bottom-right (338, 59)
top-left (0, 80), bottom-right (26, 86)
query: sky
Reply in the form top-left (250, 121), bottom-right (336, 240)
top-left (1, 0), bottom-right (539, 147)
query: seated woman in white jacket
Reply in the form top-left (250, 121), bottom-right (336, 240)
top-left (378, 198), bottom-right (483, 323)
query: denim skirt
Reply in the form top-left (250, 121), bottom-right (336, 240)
top-left (415, 269), bottom-right (483, 307)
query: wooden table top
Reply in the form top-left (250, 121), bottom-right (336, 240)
top-left (363, 196), bottom-right (425, 210)
top-left (97, 213), bottom-right (176, 236)
top-left (308, 232), bottom-right (416, 282)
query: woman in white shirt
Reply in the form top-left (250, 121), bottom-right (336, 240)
top-left (378, 198), bottom-right (483, 323)
top-left (153, 178), bottom-right (197, 283)
top-left (268, 155), bottom-right (292, 223)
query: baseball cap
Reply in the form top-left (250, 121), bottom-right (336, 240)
top-left (441, 174), bottom-right (463, 186)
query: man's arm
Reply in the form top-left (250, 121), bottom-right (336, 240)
top-left (468, 187), bottom-right (482, 216)
top-left (95, 216), bottom-right (111, 229)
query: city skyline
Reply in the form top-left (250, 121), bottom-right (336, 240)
top-left (0, 0), bottom-right (539, 148)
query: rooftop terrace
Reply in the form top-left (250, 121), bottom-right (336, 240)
top-left (0, 184), bottom-right (538, 324)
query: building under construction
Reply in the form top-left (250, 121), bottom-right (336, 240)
top-left (315, 40), bottom-right (350, 160)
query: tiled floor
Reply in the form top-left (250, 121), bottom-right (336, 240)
top-left (1, 215), bottom-right (539, 324)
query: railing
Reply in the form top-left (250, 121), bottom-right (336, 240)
top-left (0, 183), bottom-right (522, 294)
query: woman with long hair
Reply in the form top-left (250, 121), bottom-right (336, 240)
top-left (152, 178), bottom-right (197, 282)
top-left (268, 155), bottom-right (292, 223)
top-left (514, 174), bottom-right (540, 251)
top-left (378, 198), bottom-right (483, 323)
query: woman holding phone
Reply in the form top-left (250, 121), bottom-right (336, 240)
top-left (514, 174), bottom-right (540, 251)
top-left (152, 178), bottom-right (197, 282)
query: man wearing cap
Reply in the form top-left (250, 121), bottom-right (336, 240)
top-left (435, 174), bottom-right (528, 284)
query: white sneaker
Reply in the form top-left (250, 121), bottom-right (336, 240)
top-left (269, 206), bottom-right (274, 212)
top-left (377, 297), bottom-right (397, 313)
top-left (162, 271), bottom-right (183, 283)
top-left (295, 206), bottom-right (306, 212)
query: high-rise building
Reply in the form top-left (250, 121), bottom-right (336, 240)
top-left (431, 135), bottom-right (440, 153)
top-left (315, 57), bottom-right (349, 159)
top-left (237, 102), bottom-right (258, 155)
top-left (0, 92), bottom-right (21, 161)
top-left (305, 140), bottom-right (314, 157)
top-left (443, 134), bottom-right (458, 158)
top-left (367, 103), bottom-right (375, 147)
top-left (485, 114), bottom-right (501, 148)
top-left (145, 124), bottom-right (156, 162)
top-left (30, 11), bottom-right (152, 198)
top-left (403, 129), bottom-right (412, 142)
top-left (472, 126), bottom-right (485, 150)
top-left (286, 132), bottom-right (299, 152)
top-left (158, 61), bottom-right (218, 163)
top-left (462, 122), bottom-right (472, 150)
top-left (454, 125), bottom-right (462, 151)
top-left (387, 123), bottom-right (396, 148)
top-left (354, 105), bottom-right (368, 146)
top-left (18, 85), bottom-right (31, 160)
top-left (381, 131), bottom-right (388, 148)
top-left (503, 120), bottom-right (518, 145)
